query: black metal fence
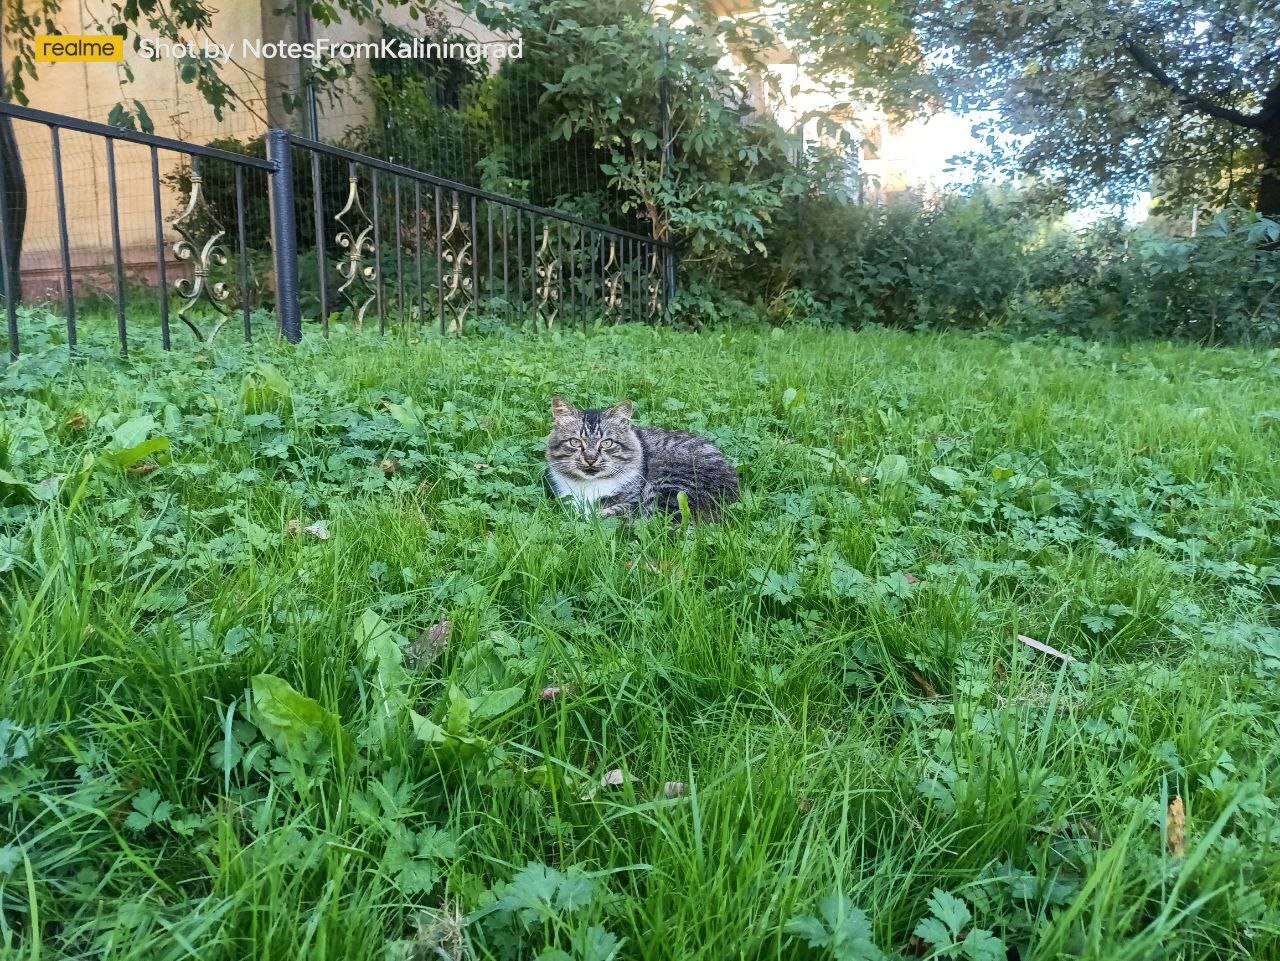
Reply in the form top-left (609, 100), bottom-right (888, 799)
top-left (0, 101), bottom-right (677, 361)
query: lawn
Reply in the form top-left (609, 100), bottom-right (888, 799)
top-left (2, 309), bottom-right (1279, 961)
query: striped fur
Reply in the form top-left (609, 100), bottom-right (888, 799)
top-left (545, 396), bottom-right (739, 520)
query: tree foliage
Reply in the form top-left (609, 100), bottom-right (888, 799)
top-left (472, 0), bottom-right (804, 271)
top-left (783, 0), bottom-right (1280, 213)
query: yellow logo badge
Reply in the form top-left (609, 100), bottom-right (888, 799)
top-left (34, 35), bottom-right (124, 63)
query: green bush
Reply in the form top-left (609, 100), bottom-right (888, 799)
top-left (1013, 213), bottom-right (1280, 344)
top-left (745, 180), bottom-right (1280, 345)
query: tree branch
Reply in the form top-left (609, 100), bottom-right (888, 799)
top-left (1122, 37), bottom-right (1265, 130)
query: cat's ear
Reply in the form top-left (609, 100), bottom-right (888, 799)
top-left (551, 396), bottom-right (578, 420)
top-left (607, 400), bottom-right (633, 422)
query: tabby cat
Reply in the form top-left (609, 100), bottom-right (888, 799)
top-left (545, 396), bottom-right (739, 519)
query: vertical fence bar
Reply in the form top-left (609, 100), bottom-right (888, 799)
top-left (236, 165), bottom-right (252, 341)
top-left (0, 138), bottom-right (17, 360)
top-left (395, 177), bottom-right (406, 330)
top-left (434, 185), bottom-right (444, 334)
top-left (665, 244), bottom-right (677, 317)
top-left (469, 195), bottom-right (479, 330)
top-left (265, 129), bottom-right (302, 344)
top-left (487, 203), bottom-right (494, 305)
top-left (516, 210), bottom-right (524, 319)
top-left (149, 146), bottom-right (171, 349)
top-left (50, 127), bottom-right (76, 348)
top-left (631, 239), bottom-right (640, 323)
top-left (622, 237), bottom-right (631, 324)
top-left (371, 168), bottom-right (384, 334)
top-left (598, 233), bottom-right (607, 326)
top-left (105, 139), bottom-right (127, 355)
top-left (530, 217), bottom-right (538, 333)
top-left (502, 206), bottom-right (509, 313)
top-left (309, 152), bottom-right (327, 334)
top-left (414, 181), bottom-right (424, 327)
top-left (581, 231), bottom-right (590, 331)
top-left (573, 229), bottom-right (582, 332)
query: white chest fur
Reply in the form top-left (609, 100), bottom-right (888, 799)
top-left (548, 468), bottom-right (632, 513)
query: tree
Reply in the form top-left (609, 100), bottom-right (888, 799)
top-left (783, 0), bottom-right (1280, 215)
top-left (472, 0), bottom-right (803, 273)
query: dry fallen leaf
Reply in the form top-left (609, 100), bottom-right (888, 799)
top-left (406, 618), bottom-right (452, 669)
top-left (65, 412), bottom-right (87, 431)
top-left (128, 463), bottom-right (158, 476)
top-left (378, 457), bottom-right (400, 475)
top-left (1017, 634), bottom-right (1077, 663)
top-left (1167, 795), bottom-right (1185, 857)
top-left (581, 768), bottom-right (628, 800)
top-left (305, 520), bottom-right (329, 540)
top-left (909, 669), bottom-right (938, 698)
top-left (662, 781), bottom-right (686, 798)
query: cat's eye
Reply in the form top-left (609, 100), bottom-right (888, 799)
top-left (567, 438), bottom-right (584, 449)
top-left (600, 439), bottom-right (616, 449)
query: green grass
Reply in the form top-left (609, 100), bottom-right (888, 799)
top-left (2, 310), bottom-right (1280, 960)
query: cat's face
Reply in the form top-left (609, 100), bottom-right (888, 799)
top-left (546, 397), bottom-right (642, 480)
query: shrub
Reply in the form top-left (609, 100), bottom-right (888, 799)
top-left (1014, 213), bottom-right (1280, 344)
top-left (746, 181), bottom-right (1280, 345)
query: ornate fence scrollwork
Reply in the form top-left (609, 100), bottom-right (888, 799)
top-left (334, 165), bottom-right (378, 328)
top-left (534, 224), bottom-right (560, 328)
top-left (171, 157), bottom-right (233, 342)
top-left (440, 194), bottom-right (474, 332)
top-left (645, 246), bottom-right (663, 321)
top-left (0, 103), bottom-right (681, 362)
top-left (601, 239), bottom-right (623, 318)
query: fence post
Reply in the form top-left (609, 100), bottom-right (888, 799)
top-left (266, 128), bottom-right (302, 344)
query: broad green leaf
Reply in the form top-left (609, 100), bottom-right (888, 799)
top-left (0, 534), bottom-right (22, 573)
top-left (468, 685), bottom-right (525, 720)
top-left (929, 466), bottom-right (965, 490)
top-left (1030, 493), bottom-right (1060, 515)
top-left (445, 684), bottom-right (473, 735)
top-left (386, 397), bottom-right (426, 435)
top-left (101, 436), bottom-right (170, 469)
top-left (251, 673), bottom-right (338, 752)
top-left (410, 710), bottom-right (446, 745)
top-left (875, 454), bottom-right (909, 487)
top-left (241, 365), bottom-right (293, 415)
top-left (355, 609), bottom-right (399, 665)
top-left (0, 470), bottom-right (33, 504)
top-left (111, 415), bottom-right (155, 451)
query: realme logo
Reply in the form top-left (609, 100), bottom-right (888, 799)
top-left (34, 35), bottom-right (124, 62)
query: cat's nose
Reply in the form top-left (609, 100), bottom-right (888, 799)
top-left (582, 456), bottom-right (597, 466)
